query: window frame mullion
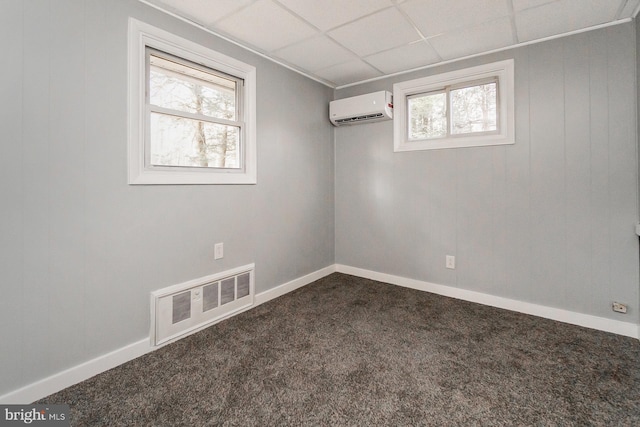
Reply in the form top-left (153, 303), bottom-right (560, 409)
top-left (149, 104), bottom-right (244, 129)
top-left (445, 85), bottom-right (451, 138)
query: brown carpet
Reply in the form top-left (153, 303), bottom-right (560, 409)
top-left (38, 273), bottom-right (640, 425)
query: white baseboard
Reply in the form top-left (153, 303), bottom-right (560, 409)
top-left (336, 264), bottom-right (639, 339)
top-left (0, 339), bottom-right (153, 405)
top-left (0, 264), bottom-right (336, 405)
top-left (4, 263), bottom-right (634, 404)
top-left (254, 264), bottom-right (336, 306)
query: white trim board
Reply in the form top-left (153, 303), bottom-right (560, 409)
top-left (335, 18), bottom-right (633, 89)
top-left (140, 0), bottom-right (634, 91)
top-left (3, 262), bottom-right (635, 404)
top-left (335, 264), bottom-right (639, 339)
top-left (137, 0), bottom-right (334, 88)
top-left (0, 339), bottom-right (153, 405)
top-left (254, 265), bottom-right (336, 306)
top-left (0, 265), bottom-right (336, 404)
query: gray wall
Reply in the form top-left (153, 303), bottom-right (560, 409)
top-left (637, 19), bottom-right (640, 319)
top-left (336, 23), bottom-right (638, 324)
top-left (0, 0), bottom-right (334, 396)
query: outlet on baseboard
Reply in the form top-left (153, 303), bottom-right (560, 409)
top-left (446, 255), bottom-right (455, 269)
top-left (612, 302), bottom-right (627, 314)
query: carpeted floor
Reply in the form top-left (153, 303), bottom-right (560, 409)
top-left (38, 273), bottom-right (640, 425)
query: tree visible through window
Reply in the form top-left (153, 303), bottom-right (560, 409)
top-left (148, 49), bottom-right (242, 169)
top-left (394, 59), bottom-right (513, 152)
top-left (450, 81), bottom-right (497, 135)
top-left (408, 79), bottom-right (497, 141)
top-left (408, 91), bottom-right (447, 140)
top-left (129, 18), bottom-right (256, 185)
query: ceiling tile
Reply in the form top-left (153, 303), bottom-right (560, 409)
top-left (364, 41), bottom-right (441, 74)
top-left (516, 0), bottom-right (621, 42)
top-left (274, 36), bottom-right (355, 72)
top-left (151, 0), bottom-right (633, 87)
top-left (429, 17), bottom-right (514, 60)
top-left (512, 0), bottom-right (559, 12)
top-left (400, 0), bottom-right (511, 37)
top-left (565, 0), bottom-right (621, 27)
top-left (276, 0), bottom-right (392, 31)
top-left (514, 2), bottom-right (566, 41)
top-left (215, 0), bottom-right (317, 52)
top-left (314, 60), bottom-right (383, 86)
top-left (617, 0), bottom-right (639, 18)
top-left (327, 8), bottom-right (421, 57)
top-left (147, 0), bottom-right (255, 26)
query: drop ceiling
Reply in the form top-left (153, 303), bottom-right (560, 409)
top-left (143, 0), bottom-right (640, 88)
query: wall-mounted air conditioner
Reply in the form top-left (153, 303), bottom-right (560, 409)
top-left (329, 90), bottom-right (393, 126)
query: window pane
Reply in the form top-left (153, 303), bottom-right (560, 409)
top-left (150, 113), bottom-right (240, 169)
top-left (408, 92), bottom-right (447, 140)
top-left (450, 82), bottom-right (497, 135)
top-left (149, 54), bottom-right (237, 121)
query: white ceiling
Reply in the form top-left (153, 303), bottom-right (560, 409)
top-left (144, 0), bottom-right (640, 88)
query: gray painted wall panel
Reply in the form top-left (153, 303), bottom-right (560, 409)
top-left (335, 23), bottom-right (638, 323)
top-left (83, 0), bottom-right (124, 357)
top-left (504, 49), bottom-right (533, 302)
top-left (528, 40), bottom-right (567, 308)
top-left (637, 16), bottom-right (640, 319)
top-left (490, 147), bottom-right (508, 295)
top-left (563, 32), bottom-right (593, 311)
top-left (588, 30), bottom-right (612, 316)
top-left (335, 123), bottom-right (387, 272)
top-left (456, 147), bottom-right (496, 294)
top-left (20, 0), bottom-right (55, 386)
top-left (48, 0), bottom-right (88, 374)
top-left (607, 25), bottom-right (639, 318)
top-left (0, 0), bottom-right (25, 394)
top-left (0, 0), bottom-right (334, 397)
top-left (422, 150), bottom-right (458, 286)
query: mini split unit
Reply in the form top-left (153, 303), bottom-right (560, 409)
top-left (329, 90), bottom-right (393, 126)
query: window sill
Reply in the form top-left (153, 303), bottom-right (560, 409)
top-left (397, 133), bottom-right (514, 152)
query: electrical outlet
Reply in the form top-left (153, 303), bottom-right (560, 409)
top-left (214, 243), bottom-right (224, 260)
top-left (612, 302), bottom-right (627, 314)
top-left (446, 255), bottom-right (455, 269)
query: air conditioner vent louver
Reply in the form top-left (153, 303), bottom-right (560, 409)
top-left (335, 113), bottom-right (384, 124)
top-left (151, 264), bottom-right (255, 346)
top-left (330, 91), bottom-right (393, 126)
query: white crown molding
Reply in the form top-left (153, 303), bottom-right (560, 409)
top-left (336, 17), bottom-right (633, 89)
top-left (137, 0), bottom-right (336, 88)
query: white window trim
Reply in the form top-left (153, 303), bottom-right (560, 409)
top-left (128, 18), bottom-right (257, 184)
top-left (393, 59), bottom-right (514, 152)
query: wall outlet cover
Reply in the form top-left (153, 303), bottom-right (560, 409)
top-left (612, 302), bottom-right (627, 314)
top-left (214, 243), bottom-right (224, 260)
top-left (446, 255), bottom-right (455, 269)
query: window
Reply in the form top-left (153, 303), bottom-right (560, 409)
top-left (128, 19), bottom-right (256, 184)
top-left (148, 50), bottom-right (242, 170)
top-left (394, 59), bottom-right (514, 151)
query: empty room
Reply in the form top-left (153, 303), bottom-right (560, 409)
top-left (1, 0), bottom-right (639, 424)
